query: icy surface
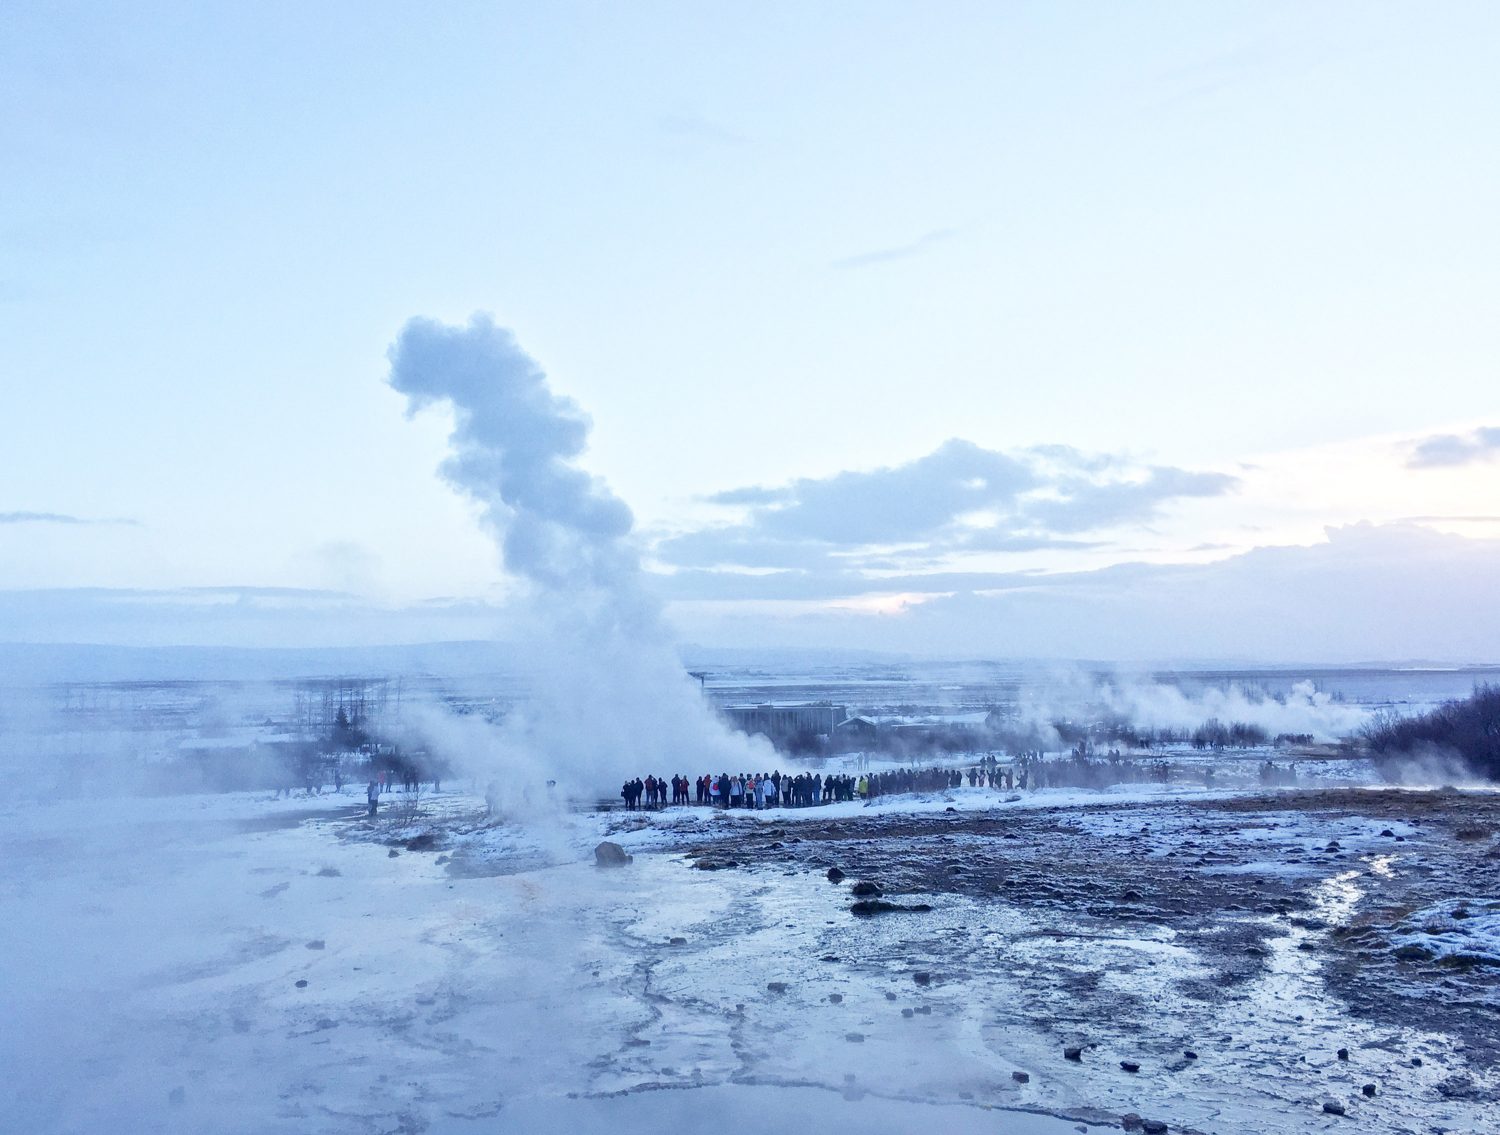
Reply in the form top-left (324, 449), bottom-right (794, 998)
top-left (3, 783), bottom-right (1498, 1134)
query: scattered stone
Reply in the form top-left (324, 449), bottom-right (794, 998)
top-left (902, 1008), bottom-right (914, 1018)
top-left (1411, 1056), bottom-right (1423, 1067)
top-left (850, 881), bottom-right (883, 897)
top-left (1362, 1084), bottom-right (1377, 1098)
top-left (1183, 1050), bottom-right (1198, 1060)
top-left (1120, 1060), bottom-right (1141, 1073)
top-left (692, 858), bottom-right (737, 871)
top-left (1121, 889), bottom-right (1144, 901)
top-left (595, 841), bottom-right (632, 867)
top-left (669, 936), bottom-right (687, 946)
top-left (1337, 1048), bottom-right (1349, 1061)
top-left (912, 971), bottom-right (932, 986)
top-left (1380, 829), bottom-right (1395, 838)
top-left (828, 993), bottom-right (843, 1003)
top-left (404, 833), bottom-right (436, 851)
top-left (1142, 1122), bottom-right (1169, 1134)
top-left (914, 1005), bottom-right (932, 1015)
top-left (826, 867), bottom-right (846, 883)
top-left (305, 939), bottom-right (325, 950)
top-left (1121, 1115), bottom-right (1144, 1131)
top-left (1323, 1101), bottom-right (1345, 1115)
top-left (1064, 1045), bottom-right (1084, 1061)
top-left (884, 991), bottom-right (897, 1001)
top-left (295, 979), bottom-right (308, 988)
top-left (1011, 1071), bottom-right (1030, 1083)
top-left (387, 849), bottom-right (399, 858)
top-left (767, 982), bottom-right (788, 994)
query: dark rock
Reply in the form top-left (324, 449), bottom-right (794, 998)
top-left (902, 1008), bottom-right (914, 1018)
top-left (845, 1032), bottom-right (865, 1043)
top-left (434, 855), bottom-right (449, 865)
top-left (1362, 1084), bottom-right (1377, 1097)
top-left (1122, 889), bottom-right (1144, 901)
top-left (692, 858), bottom-right (737, 871)
top-left (914, 1005), bottom-right (932, 1015)
top-left (1142, 1122), bottom-right (1169, 1135)
top-left (387, 849), bottom-right (399, 858)
top-left (404, 833), bottom-right (436, 851)
top-left (1011, 1071), bottom-right (1030, 1084)
top-left (669, 936), bottom-right (687, 946)
top-left (1120, 1061), bottom-right (1141, 1073)
top-left (1337, 1048), bottom-right (1349, 1061)
top-left (305, 939), bottom-right (325, 950)
top-left (912, 971), bottom-right (932, 985)
top-left (884, 991), bottom-right (897, 1001)
top-left (595, 841), bottom-right (632, 867)
top-left (1121, 1115), bottom-right (1144, 1131)
top-left (1411, 1056), bottom-right (1423, 1067)
top-left (1064, 1045), bottom-right (1084, 1061)
top-left (828, 993), bottom-right (843, 1003)
top-left (826, 867), bottom-right (846, 883)
top-left (1395, 944), bottom-right (1432, 961)
top-left (767, 982), bottom-right (788, 993)
top-left (1380, 829), bottom-right (1395, 837)
top-left (850, 881), bottom-right (883, 897)
top-left (1323, 1101), bottom-right (1345, 1115)
top-left (1184, 1050), bottom-right (1197, 1060)
top-left (851, 900), bottom-right (932, 916)
top-left (295, 979), bottom-right (308, 988)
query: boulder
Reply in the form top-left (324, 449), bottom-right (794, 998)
top-left (1142, 1122), bottom-right (1168, 1134)
top-left (1322, 1101), bottom-right (1345, 1115)
top-left (1011, 1071), bottom-right (1029, 1084)
top-left (1064, 1045), bottom-right (1084, 1061)
top-left (850, 881), bottom-right (883, 897)
top-left (912, 971), bottom-right (932, 986)
top-left (826, 867), bottom-right (846, 883)
top-left (594, 841), bottom-right (633, 867)
top-left (1120, 1060), bottom-right (1141, 1073)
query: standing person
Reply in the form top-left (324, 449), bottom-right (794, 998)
top-left (366, 781), bottom-right (379, 817)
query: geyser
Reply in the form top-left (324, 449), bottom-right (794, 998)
top-left (387, 314), bottom-right (765, 798)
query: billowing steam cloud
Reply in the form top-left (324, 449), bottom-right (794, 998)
top-left (387, 314), bottom-right (766, 803)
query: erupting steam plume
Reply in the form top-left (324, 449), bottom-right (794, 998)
top-left (387, 314), bottom-right (765, 800)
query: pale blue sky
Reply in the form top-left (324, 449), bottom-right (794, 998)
top-left (3, 2), bottom-right (1498, 657)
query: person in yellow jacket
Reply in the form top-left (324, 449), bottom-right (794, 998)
top-left (856, 775), bottom-right (868, 800)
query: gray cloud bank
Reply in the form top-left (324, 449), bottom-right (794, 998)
top-left (5, 523), bottom-right (1495, 664)
top-left (678, 522), bottom-right (1500, 663)
top-left (655, 438), bottom-right (1235, 581)
top-left (1408, 425), bottom-right (1500, 468)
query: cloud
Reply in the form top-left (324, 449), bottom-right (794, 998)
top-left (669, 523), bottom-right (1500, 664)
top-left (657, 112), bottom-right (746, 147)
top-left (1407, 426), bottom-right (1500, 469)
top-left (0, 511), bottom-right (139, 526)
top-left (655, 439), bottom-right (1235, 583)
top-left (832, 227), bottom-right (958, 269)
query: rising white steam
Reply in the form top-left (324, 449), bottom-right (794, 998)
top-left (387, 314), bottom-right (766, 801)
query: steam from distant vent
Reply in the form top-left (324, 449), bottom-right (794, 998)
top-left (387, 314), bottom-right (766, 796)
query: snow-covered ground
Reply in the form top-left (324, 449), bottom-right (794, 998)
top-left (3, 782), bottom-right (1497, 1134)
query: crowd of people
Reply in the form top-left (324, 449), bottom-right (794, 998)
top-left (616, 750), bottom-right (1245, 811)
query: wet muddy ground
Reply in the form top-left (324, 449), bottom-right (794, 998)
top-left (572, 786), bottom-right (1500, 1132)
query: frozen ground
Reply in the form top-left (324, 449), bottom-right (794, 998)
top-left (3, 779), bottom-right (1498, 1134)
